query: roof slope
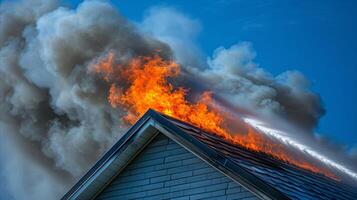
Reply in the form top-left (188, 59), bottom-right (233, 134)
top-left (63, 109), bottom-right (357, 200)
top-left (163, 114), bottom-right (357, 200)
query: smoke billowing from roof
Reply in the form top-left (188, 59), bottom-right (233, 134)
top-left (0, 0), bottom-right (170, 198)
top-left (0, 0), bottom-right (354, 199)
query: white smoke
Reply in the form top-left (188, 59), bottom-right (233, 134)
top-left (140, 8), bottom-right (325, 131)
top-left (0, 1), bottom-right (355, 199)
top-left (0, 122), bottom-right (68, 200)
top-left (0, 0), bottom-right (171, 199)
top-left (141, 6), bottom-right (205, 69)
top-left (112, 4), bottom-right (357, 181)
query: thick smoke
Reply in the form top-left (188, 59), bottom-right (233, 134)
top-left (0, 0), bottom-right (353, 199)
top-left (139, 7), bottom-right (357, 178)
top-left (198, 43), bottom-right (325, 131)
top-left (140, 7), bottom-right (324, 131)
top-left (0, 0), bottom-right (171, 199)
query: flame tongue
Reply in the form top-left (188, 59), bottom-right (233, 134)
top-left (94, 53), bottom-right (227, 135)
top-left (92, 52), bottom-right (337, 180)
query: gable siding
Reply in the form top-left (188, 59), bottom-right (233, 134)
top-left (96, 134), bottom-right (259, 200)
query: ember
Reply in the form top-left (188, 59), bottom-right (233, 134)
top-left (92, 51), bottom-right (337, 180)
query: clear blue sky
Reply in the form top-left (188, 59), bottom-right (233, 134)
top-left (1, 1), bottom-right (356, 200)
top-left (72, 0), bottom-right (357, 146)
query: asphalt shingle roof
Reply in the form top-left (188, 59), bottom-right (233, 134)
top-left (159, 112), bottom-right (357, 200)
top-left (63, 109), bottom-right (357, 200)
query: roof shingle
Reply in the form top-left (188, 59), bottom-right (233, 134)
top-left (162, 112), bottom-right (357, 200)
top-left (62, 109), bottom-right (357, 200)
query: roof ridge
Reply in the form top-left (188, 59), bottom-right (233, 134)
top-left (62, 109), bottom-right (357, 200)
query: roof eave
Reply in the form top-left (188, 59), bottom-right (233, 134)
top-left (62, 109), bottom-right (290, 200)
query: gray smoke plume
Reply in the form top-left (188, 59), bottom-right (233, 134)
top-left (140, 7), bottom-right (324, 131)
top-left (139, 6), bottom-right (357, 178)
top-left (0, 1), bottom-right (353, 199)
top-left (196, 42), bottom-right (325, 131)
top-left (0, 0), bottom-right (171, 199)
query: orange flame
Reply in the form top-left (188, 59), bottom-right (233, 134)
top-left (92, 52), bottom-right (337, 180)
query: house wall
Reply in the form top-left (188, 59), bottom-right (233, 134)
top-left (96, 134), bottom-right (259, 200)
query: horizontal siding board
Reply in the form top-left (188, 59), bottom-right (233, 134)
top-left (189, 189), bottom-right (226, 200)
top-left (100, 183), bottom-right (163, 197)
top-left (96, 134), bottom-right (259, 200)
top-left (171, 197), bottom-right (190, 200)
top-left (227, 186), bottom-right (243, 195)
top-left (109, 178), bottom-right (149, 190)
top-left (164, 170), bottom-right (222, 187)
top-left (192, 166), bottom-right (217, 175)
top-left (128, 157), bottom-right (164, 169)
top-left (150, 174), bottom-right (171, 183)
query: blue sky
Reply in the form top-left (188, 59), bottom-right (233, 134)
top-left (69, 0), bottom-right (355, 145)
top-left (90, 0), bottom-right (356, 147)
top-left (70, 0), bottom-right (356, 146)
top-left (0, 1), bottom-right (356, 199)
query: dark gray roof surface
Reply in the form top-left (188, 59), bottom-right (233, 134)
top-left (166, 117), bottom-right (357, 200)
top-left (163, 114), bottom-right (357, 200)
top-left (63, 109), bottom-right (357, 200)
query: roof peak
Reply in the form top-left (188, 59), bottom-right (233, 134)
top-left (62, 109), bottom-right (357, 200)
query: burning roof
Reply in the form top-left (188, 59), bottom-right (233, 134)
top-left (63, 109), bottom-right (357, 200)
top-left (91, 52), bottom-right (353, 181)
top-left (1, 1), bottom-right (354, 199)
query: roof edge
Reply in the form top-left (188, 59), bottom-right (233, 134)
top-left (61, 110), bottom-right (154, 199)
top-left (148, 109), bottom-right (289, 200)
top-left (62, 109), bottom-right (290, 200)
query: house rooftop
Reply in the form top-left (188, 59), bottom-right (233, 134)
top-left (62, 109), bottom-right (357, 200)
